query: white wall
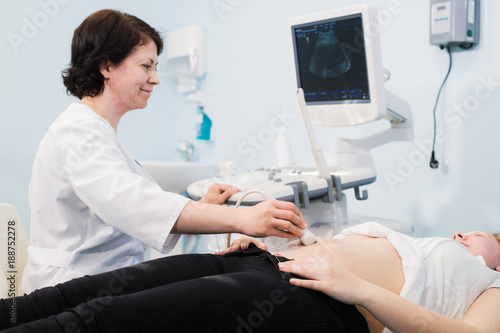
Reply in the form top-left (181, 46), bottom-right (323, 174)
top-left (1, 0), bottom-right (499, 238)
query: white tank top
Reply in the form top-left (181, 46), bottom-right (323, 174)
top-left (336, 222), bottom-right (500, 332)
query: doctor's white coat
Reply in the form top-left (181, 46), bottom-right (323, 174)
top-left (21, 103), bottom-right (190, 293)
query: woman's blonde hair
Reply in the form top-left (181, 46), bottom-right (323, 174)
top-left (493, 233), bottom-right (500, 245)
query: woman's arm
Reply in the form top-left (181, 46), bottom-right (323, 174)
top-left (172, 199), bottom-right (307, 239)
top-left (278, 259), bottom-right (500, 333)
top-left (459, 288), bottom-right (500, 332)
top-left (357, 283), bottom-right (500, 333)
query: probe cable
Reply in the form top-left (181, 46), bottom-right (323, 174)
top-left (226, 189), bottom-right (316, 248)
top-left (227, 190), bottom-right (269, 248)
top-left (430, 45), bottom-right (452, 169)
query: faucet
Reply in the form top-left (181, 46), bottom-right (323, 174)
top-left (175, 140), bottom-right (195, 161)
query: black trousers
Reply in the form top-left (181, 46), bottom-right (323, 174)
top-left (0, 245), bottom-right (369, 332)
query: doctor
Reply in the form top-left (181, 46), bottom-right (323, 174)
top-left (21, 9), bottom-right (306, 293)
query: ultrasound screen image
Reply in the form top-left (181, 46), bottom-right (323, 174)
top-left (292, 14), bottom-right (370, 104)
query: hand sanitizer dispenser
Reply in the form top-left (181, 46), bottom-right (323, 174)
top-left (166, 26), bottom-right (207, 93)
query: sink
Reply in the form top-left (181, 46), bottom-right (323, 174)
top-left (141, 161), bottom-right (219, 194)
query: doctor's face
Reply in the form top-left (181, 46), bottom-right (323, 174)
top-left (453, 231), bottom-right (500, 271)
top-left (103, 40), bottom-right (160, 112)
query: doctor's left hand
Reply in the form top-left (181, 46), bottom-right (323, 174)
top-left (199, 183), bottom-right (240, 205)
top-left (237, 199), bottom-right (307, 239)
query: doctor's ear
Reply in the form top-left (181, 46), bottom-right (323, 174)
top-left (496, 264), bottom-right (500, 272)
top-left (99, 61), bottom-right (112, 79)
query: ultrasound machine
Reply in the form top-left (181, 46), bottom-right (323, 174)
top-left (187, 4), bottom-right (414, 248)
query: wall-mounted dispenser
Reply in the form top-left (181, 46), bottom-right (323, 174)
top-left (166, 26), bottom-right (207, 93)
top-left (187, 90), bottom-right (216, 141)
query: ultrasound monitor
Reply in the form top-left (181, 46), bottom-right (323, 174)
top-left (290, 5), bottom-right (386, 127)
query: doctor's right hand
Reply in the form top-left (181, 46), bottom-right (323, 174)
top-left (199, 183), bottom-right (240, 205)
top-left (236, 199), bottom-right (307, 239)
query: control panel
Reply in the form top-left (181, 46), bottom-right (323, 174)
top-left (186, 165), bottom-right (376, 207)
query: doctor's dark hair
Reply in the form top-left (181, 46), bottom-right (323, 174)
top-left (62, 9), bottom-right (163, 99)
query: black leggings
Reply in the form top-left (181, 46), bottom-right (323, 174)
top-left (0, 245), bottom-right (369, 332)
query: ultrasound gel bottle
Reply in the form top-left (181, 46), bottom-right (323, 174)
top-left (275, 127), bottom-right (293, 168)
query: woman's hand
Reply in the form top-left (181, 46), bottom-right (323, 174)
top-left (236, 199), bottom-right (307, 239)
top-left (278, 258), bottom-right (369, 305)
top-left (215, 236), bottom-right (268, 255)
top-left (199, 183), bottom-right (240, 205)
